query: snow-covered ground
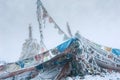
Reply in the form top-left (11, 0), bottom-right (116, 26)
top-left (66, 72), bottom-right (120, 80)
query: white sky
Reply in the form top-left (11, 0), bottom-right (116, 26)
top-left (0, 0), bottom-right (120, 62)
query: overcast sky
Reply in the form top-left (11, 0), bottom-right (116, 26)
top-left (0, 0), bottom-right (120, 62)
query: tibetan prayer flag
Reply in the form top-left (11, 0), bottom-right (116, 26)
top-left (57, 38), bottom-right (77, 52)
top-left (112, 48), bottom-right (120, 56)
top-left (16, 61), bottom-right (24, 68)
top-left (35, 55), bottom-right (41, 61)
top-left (49, 17), bottom-right (54, 23)
top-left (104, 46), bottom-right (111, 52)
top-left (42, 9), bottom-right (48, 18)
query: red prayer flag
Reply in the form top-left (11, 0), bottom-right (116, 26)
top-left (48, 17), bottom-right (54, 23)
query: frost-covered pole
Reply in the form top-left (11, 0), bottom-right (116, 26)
top-left (66, 22), bottom-right (73, 37)
top-left (36, 0), bottom-right (43, 44)
top-left (29, 24), bottom-right (32, 40)
top-left (36, 0), bottom-right (47, 52)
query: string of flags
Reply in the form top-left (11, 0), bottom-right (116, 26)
top-left (1, 0), bottom-right (120, 80)
top-left (1, 36), bottom-right (120, 79)
top-left (0, 38), bottom-right (80, 80)
top-left (36, 0), bottom-right (69, 40)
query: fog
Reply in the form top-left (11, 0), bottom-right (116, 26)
top-left (0, 0), bottom-right (120, 62)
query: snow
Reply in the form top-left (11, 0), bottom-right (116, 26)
top-left (66, 72), bottom-right (120, 80)
top-left (19, 39), bottom-right (40, 60)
